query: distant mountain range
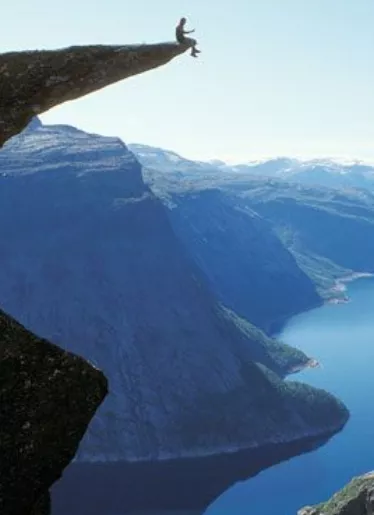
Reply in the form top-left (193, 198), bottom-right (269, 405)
top-left (131, 143), bottom-right (374, 312)
top-left (130, 143), bottom-right (374, 192)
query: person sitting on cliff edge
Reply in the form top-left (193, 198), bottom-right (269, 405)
top-left (176, 17), bottom-right (201, 57)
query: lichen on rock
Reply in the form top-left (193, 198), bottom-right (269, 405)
top-left (298, 472), bottom-right (374, 515)
top-left (0, 41), bottom-right (192, 148)
top-left (0, 308), bottom-right (108, 514)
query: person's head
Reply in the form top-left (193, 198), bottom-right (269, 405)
top-left (179, 17), bottom-right (186, 26)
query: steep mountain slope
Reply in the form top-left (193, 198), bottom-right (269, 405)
top-left (132, 145), bottom-right (374, 309)
top-left (136, 167), bottom-right (322, 333)
top-left (228, 180), bottom-right (374, 296)
top-left (0, 122), bottom-right (349, 512)
top-left (162, 187), bottom-right (320, 333)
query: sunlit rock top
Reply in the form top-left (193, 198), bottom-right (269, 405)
top-left (0, 42), bottom-right (192, 147)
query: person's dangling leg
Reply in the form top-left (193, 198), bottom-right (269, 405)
top-left (191, 46), bottom-right (201, 57)
top-left (190, 41), bottom-right (201, 57)
top-left (183, 36), bottom-right (201, 57)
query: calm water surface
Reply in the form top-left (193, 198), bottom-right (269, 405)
top-left (206, 277), bottom-right (374, 515)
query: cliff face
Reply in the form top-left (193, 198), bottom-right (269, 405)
top-left (0, 121), bottom-right (348, 466)
top-left (227, 181), bottom-right (374, 296)
top-left (0, 42), bottom-right (192, 148)
top-left (134, 146), bottom-right (374, 314)
top-left (0, 307), bottom-right (107, 515)
top-left (0, 41), bottom-right (192, 514)
top-left (159, 187), bottom-right (321, 333)
top-left (137, 168), bottom-right (322, 333)
top-left (298, 472), bottom-right (374, 515)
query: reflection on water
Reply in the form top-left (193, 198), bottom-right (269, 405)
top-left (206, 277), bottom-right (374, 514)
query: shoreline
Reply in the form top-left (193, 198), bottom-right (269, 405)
top-left (325, 272), bottom-right (374, 304)
top-left (52, 430), bottom-right (344, 515)
top-left (288, 358), bottom-right (320, 375)
top-left (288, 273), bottom-right (374, 375)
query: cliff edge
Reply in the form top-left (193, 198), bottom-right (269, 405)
top-left (0, 41), bottom-right (192, 147)
top-left (0, 308), bottom-right (107, 514)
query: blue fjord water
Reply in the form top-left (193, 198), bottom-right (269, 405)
top-left (206, 277), bottom-right (374, 515)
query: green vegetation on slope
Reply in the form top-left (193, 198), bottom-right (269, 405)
top-left (221, 306), bottom-right (311, 375)
top-left (171, 357), bottom-right (348, 453)
top-left (239, 182), bottom-right (374, 296)
top-left (299, 472), bottom-right (374, 514)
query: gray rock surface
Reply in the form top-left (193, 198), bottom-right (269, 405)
top-left (0, 308), bottom-right (108, 514)
top-left (0, 41), bottom-right (191, 147)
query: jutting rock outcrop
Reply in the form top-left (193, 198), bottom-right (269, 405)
top-left (0, 41), bottom-right (192, 147)
top-left (0, 308), bottom-right (108, 515)
top-left (298, 472), bottom-right (374, 515)
top-left (0, 35), bottom-right (192, 515)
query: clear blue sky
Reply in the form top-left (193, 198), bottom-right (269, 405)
top-left (2, 0), bottom-right (374, 162)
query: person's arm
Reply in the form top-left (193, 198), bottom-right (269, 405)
top-left (184, 28), bottom-right (195, 34)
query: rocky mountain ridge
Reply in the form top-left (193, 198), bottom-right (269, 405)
top-left (131, 143), bottom-right (374, 191)
top-left (0, 120), bottom-right (349, 513)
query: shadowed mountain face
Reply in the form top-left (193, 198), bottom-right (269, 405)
top-left (159, 187), bottom-right (321, 333)
top-left (132, 146), bottom-right (374, 309)
top-left (0, 42), bottom-right (191, 148)
top-left (0, 121), bottom-right (347, 459)
top-left (0, 121), bottom-right (349, 514)
top-left (0, 46), bottom-right (117, 513)
top-left (0, 307), bottom-right (107, 515)
top-left (236, 182), bottom-right (374, 283)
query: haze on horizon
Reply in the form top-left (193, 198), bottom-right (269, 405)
top-left (3, 0), bottom-right (374, 163)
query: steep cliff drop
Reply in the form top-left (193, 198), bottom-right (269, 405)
top-left (0, 308), bottom-right (108, 515)
top-left (0, 120), bottom-right (349, 514)
top-left (0, 41), bottom-right (193, 148)
top-left (0, 42), bottom-right (350, 515)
